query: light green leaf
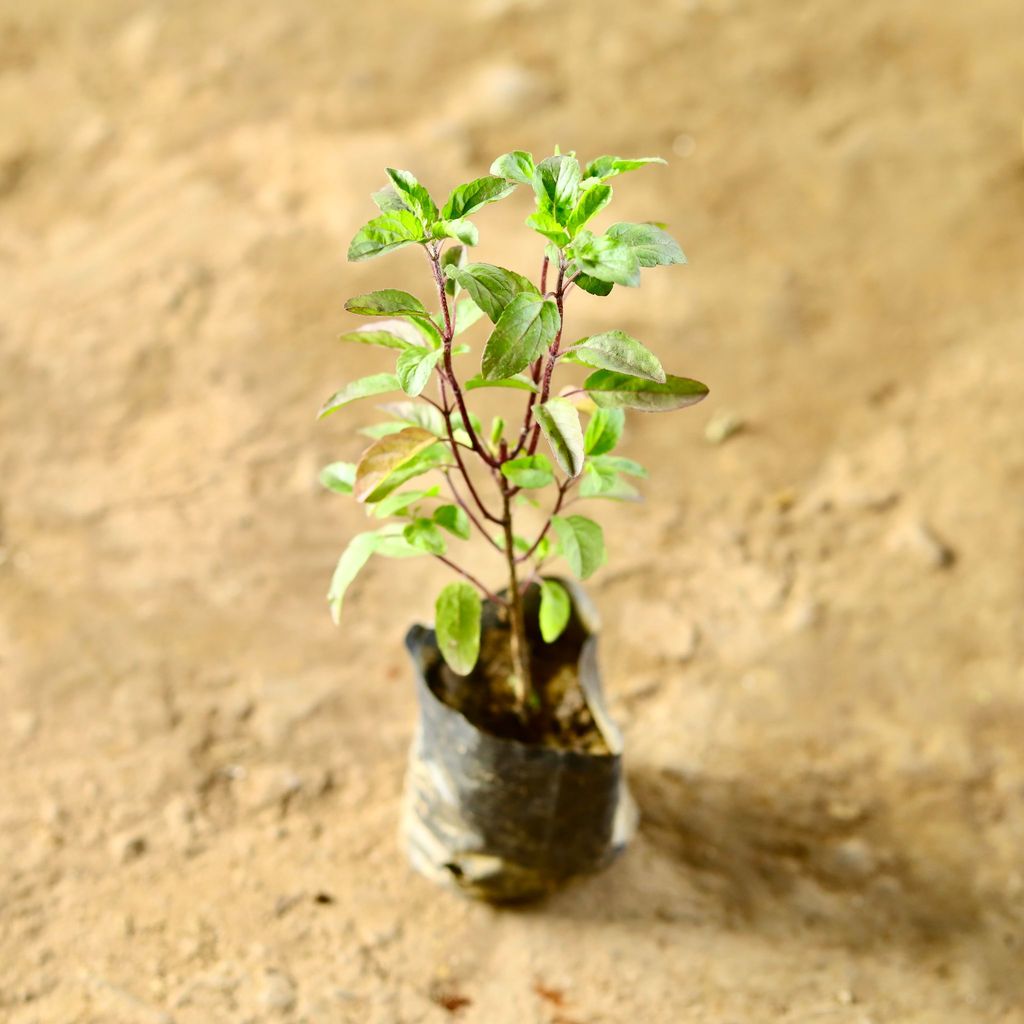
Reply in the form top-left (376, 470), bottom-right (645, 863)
top-left (373, 527), bottom-right (428, 559)
top-left (563, 330), bottom-right (665, 382)
top-left (533, 154), bottom-right (582, 222)
top-left (569, 230), bottom-right (640, 287)
top-left (452, 296), bottom-right (485, 335)
top-left (434, 504), bottom-right (470, 540)
top-left (583, 155), bottom-right (666, 181)
top-left (551, 515), bottom-right (606, 580)
top-left (465, 373), bottom-right (539, 393)
top-left (442, 175), bottom-right (517, 219)
top-left (403, 517), bottom-right (447, 555)
top-left (435, 582), bottom-right (482, 675)
top-left (440, 244), bottom-right (466, 297)
top-left (379, 401), bottom-right (447, 437)
top-left (432, 218), bottom-right (479, 246)
top-left (354, 427), bottom-right (442, 503)
top-left (395, 347), bottom-right (441, 397)
top-left (584, 407), bottom-right (625, 455)
top-left (579, 462), bottom-right (640, 502)
top-left (371, 185), bottom-right (410, 213)
top-left (454, 263), bottom-right (538, 324)
top-left (360, 421), bottom-right (410, 439)
top-left (489, 416), bottom-right (505, 449)
top-left (584, 369), bottom-right (709, 412)
top-left (319, 461), bottom-right (356, 494)
top-left (481, 293), bottom-right (560, 380)
top-left (534, 398), bottom-right (585, 477)
top-left (525, 208), bottom-right (571, 247)
top-left (318, 373), bottom-right (400, 419)
top-left (501, 453), bottom-right (556, 489)
top-left (370, 443), bottom-right (449, 498)
top-left (606, 221), bottom-right (685, 267)
top-left (567, 184), bottom-right (612, 236)
top-left (385, 167), bottom-right (438, 224)
top-left (345, 289), bottom-right (430, 320)
top-left (593, 454), bottom-right (647, 477)
top-left (337, 322), bottom-right (420, 351)
top-left (539, 579), bottom-right (571, 643)
top-left (327, 532), bottom-right (378, 624)
top-left (372, 485), bottom-right (440, 519)
top-left (347, 210), bottom-right (424, 262)
top-left (490, 150), bottom-right (535, 185)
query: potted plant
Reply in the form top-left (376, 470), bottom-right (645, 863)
top-left (318, 148), bottom-right (708, 901)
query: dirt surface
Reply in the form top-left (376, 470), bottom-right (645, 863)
top-left (3, 1), bottom-right (1024, 1021)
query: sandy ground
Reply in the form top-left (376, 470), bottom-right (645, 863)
top-left (3, 1), bottom-right (1024, 1021)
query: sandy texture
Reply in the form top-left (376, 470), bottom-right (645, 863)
top-left (3, 1), bottom-right (1024, 1021)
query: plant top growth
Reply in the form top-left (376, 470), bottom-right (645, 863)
top-left (319, 148), bottom-right (708, 711)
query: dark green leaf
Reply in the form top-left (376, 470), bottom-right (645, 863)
top-left (583, 155), bottom-right (666, 181)
top-left (584, 370), bottom-right (710, 411)
top-left (481, 293), bottom-right (560, 380)
top-left (534, 398), bottom-right (585, 477)
top-left (403, 518), bottom-right (447, 555)
top-left (538, 579), bottom-right (571, 642)
top-left (563, 330), bottom-right (665, 382)
top-left (442, 175), bottom-right (517, 219)
top-left (385, 167), bottom-right (438, 224)
top-left (584, 407), bottom-right (625, 455)
top-left (347, 211), bottom-right (424, 262)
top-left (567, 184), bottom-right (612, 236)
top-left (354, 427), bottom-right (441, 502)
top-left (395, 347), bottom-right (441, 397)
top-left (465, 373), bottom-right (539, 393)
top-left (572, 271), bottom-right (614, 297)
top-left (319, 461), bottom-right (356, 494)
top-left (490, 150), bottom-right (535, 185)
top-left (500, 453), bottom-right (556, 489)
top-left (435, 582), bottom-right (482, 675)
top-left (551, 515), bottom-right (606, 580)
top-left (569, 231), bottom-right (640, 287)
top-left (345, 289), bottom-right (430, 319)
top-left (606, 221), bottom-right (685, 267)
top-left (434, 504), bottom-right (470, 540)
top-left (318, 373), bottom-right (400, 419)
top-left (454, 263), bottom-right (538, 324)
top-left (371, 185), bottom-right (410, 213)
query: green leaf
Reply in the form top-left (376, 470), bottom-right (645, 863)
top-left (372, 485), bottom-right (440, 519)
top-left (563, 330), bottom-right (665, 382)
top-left (432, 218), bottom-right (479, 246)
top-left (319, 461), bottom-right (356, 494)
top-left (551, 515), bottom-right (606, 580)
top-left (354, 427), bottom-right (441, 502)
top-left (593, 454), bottom-right (648, 477)
top-left (378, 400), bottom-right (447, 437)
top-left (452, 296), bottom-right (485, 335)
top-left (538, 579), bottom-right (571, 643)
top-left (569, 231), bottom-right (640, 287)
top-left (465, 373), bottom-right (539, 393)
top-left (606, 221), bottom-right (686, 267)
top-left (583, 155), bottom-right (666, 181)
top-left (489, 416), bottom-right (505, 449)
top-left (440, 244), bottom-right (467, 296)
top-left (372, 443), bottom-right (449, 497)
top-left (481, 293), bottom-right (560, 380)
top-left (327, 532), bottom-right (378, 624)
top-left (579, 462), bottom-right (640, 502)
top-left (442, 175), bottom-right (517, 219)
top-left (372, 526), bottom-right (427, 559)
top-left (395, 347), bottom-right (441, 397)
top-left (490, 150), bottom-right (535, 185)
top-left (371, 185), bottom-right (410, 213)
top-left (584, 369), bottom-right (709, 412)
top-left (454, 263), bottom-right (538, 324)
top-left (360, 421), bottom-right (411, 439)
top-left (385, 167), bottom-right (438, 224)
top-left (534, 398), bottom-right (585, 477)
top-left (434, 504), bottom-right (470, 540)
top-left (347, 211), bottom-right (424, 262)
top-left (337, 321), bottom-right (422, 351)
top-left (435, 582), bottom-right (482, 675)
top-left (318, 373), bottom-right (400, 419)
top-left (403, 517), bottom-right (447, 555)
top-left (584, 407), bottom-right (625, 455)
top-left (501, 453), bottom-right (555, 489)
top-left (525, 208), bottom-right (571, 247)
top-left (345, 289), bottom-right (430, 320)
top-left (572, 271), bottom-right (614, 297)
top-left (533, 154), bottom-right (582, 222)
top-left (567, 184), bottom-right (612, 236)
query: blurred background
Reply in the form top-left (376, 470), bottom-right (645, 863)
top-left (2, 1), bottom-right (1023, 1021)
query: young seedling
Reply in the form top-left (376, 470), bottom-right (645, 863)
top-left (320, 149), bottom-right (707, 712)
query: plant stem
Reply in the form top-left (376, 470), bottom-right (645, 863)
top-left (433, 554), bottom-right (506, 607)
top-left (526, 263), bottom-right (567, 456)
top-left (499, 442), bottom-right (532, 708)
